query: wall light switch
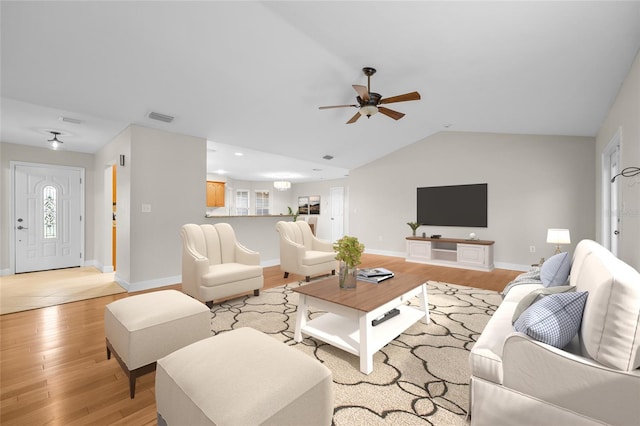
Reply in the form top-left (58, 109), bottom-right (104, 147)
top-left (141, 203), bottom-right (152, 213)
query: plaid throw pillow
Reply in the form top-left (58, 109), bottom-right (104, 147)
top-left (514, 291), bottom-right (588, 348)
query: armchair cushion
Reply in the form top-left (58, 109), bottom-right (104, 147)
top-left (202, 263), bottom-right (263, 287)
top-left (302, 250), bottom-right (337, 266)
top-left (514, 291), bottom-right (588, 348)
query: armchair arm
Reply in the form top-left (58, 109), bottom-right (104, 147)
top-left (234, 242), bottom-right (260, 266)
top-left (279, 236), bottom-right (306, 270)
top-left (181, 237), bottom-right (209, 297)
top-left (503, 333), bottom-right (640, 425)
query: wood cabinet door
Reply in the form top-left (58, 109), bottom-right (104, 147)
top-left (206, 181), bottom-right (225, 207)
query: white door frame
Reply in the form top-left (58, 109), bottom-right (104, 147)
top-left (10, 161), bottom-right (85, 274)
top-left (601, 129), bottom-right (621, 256)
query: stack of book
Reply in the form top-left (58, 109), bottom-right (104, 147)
top-left (357, 267), bottom-right (394, 284)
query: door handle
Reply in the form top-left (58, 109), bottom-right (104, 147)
top-left (614, 230), bottom-right (620, 235)
top-left (17, 226), bottom-right (28, 230)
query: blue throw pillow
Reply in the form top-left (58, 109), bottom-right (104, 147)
top-left (513, 291), bottom-right (588, 348)
top-left (540, 252), bottom-right (571, 287)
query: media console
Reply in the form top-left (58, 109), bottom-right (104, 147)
top-left (406, 237), bottom-right (495, 272)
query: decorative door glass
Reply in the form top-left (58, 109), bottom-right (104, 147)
top-left (43, 185), bottom-right (57, 238)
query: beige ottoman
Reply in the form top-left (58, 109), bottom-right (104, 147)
top-left (156, 327), bottom-right (334, 426)
top-left (104, 289), bottom-right (210, 398)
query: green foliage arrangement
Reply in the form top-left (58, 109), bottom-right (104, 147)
top-left (287, 206), bottom-right (300, 222)
top-left (407, 221), bottom-right (420, 236)
top-left (333, 235), bottom-right (365, 268)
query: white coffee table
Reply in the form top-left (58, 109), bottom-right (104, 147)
top-left (293, 273), bottom-right (429, 374)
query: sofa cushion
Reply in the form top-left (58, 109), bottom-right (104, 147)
top-left (514, 291), bottom-right (588, 348)
top-left (577, 251), bottom-right (640, 371)
top-left (511, 286), bottom-right (575, 323)
top-left (540, 252), bottom-right (571, 287)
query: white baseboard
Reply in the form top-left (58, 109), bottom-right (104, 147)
top-left (114, 274), bottom-right (180, 293)
top-left (0, 268), bottom-right (11, 276)
top-left (495, 262), bottom-right (530, 272)
top-left (363, 248), bottom-right (406, 258)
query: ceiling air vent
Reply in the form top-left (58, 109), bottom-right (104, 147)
top-left (148, 111), bottom-right (174, 123)
top-left (323, 155), bottom-right (334, 160)
top-left (59, 116), bottom-right (83, 125)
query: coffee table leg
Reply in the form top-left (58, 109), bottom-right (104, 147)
top-left (419, 283), bottom-right (430, 324)
top-left (294, 294), bottom-right (308, 342)
top-left (359, 314), bottom-right (374, 374)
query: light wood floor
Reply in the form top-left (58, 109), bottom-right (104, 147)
top-left (0, 267), bottom-right (126, 315)
top-left (0, 254), bottom-right (520, 425)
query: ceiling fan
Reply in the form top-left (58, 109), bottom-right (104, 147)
top-left (319, 67), bottom-right (421, 124)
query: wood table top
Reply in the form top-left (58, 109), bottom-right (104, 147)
top-left (292, 272), bottom-right (426, 312)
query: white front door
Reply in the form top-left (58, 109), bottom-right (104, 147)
top-left (13, 163), bottom-right (84, 273)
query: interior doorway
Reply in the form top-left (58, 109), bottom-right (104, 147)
top-left (330, 186), bottom-right (344, 242)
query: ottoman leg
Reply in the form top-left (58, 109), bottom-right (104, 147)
top-left (253, 289), bottom-right (260, 296)
top-left (129, 374), bottom-right (136, 399)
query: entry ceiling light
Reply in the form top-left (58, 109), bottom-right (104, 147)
top-left (274, 181), bottom-right (291, 191)
top-left (48, 131), bottom-right (64, 150)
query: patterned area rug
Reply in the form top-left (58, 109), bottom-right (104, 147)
top-left (210, 279), bottom-right (501, 426)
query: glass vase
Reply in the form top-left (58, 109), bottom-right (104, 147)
top-left (339, 261), bottom-right (357, 289)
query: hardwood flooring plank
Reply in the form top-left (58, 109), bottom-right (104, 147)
top-left (0, 254), bottom-right (520, 425)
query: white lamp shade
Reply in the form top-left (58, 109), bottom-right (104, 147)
top-left (546, 228), bottom-right (571, 244)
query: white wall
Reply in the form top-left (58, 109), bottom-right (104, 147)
top-left (349, 132), bottom-right (595, 270)
top-left (596, 50), bottom-right (640, 270)
top-left (127, 126), bottom-right (206, 288)
top-left (0, 142), bottom-right (95, 274)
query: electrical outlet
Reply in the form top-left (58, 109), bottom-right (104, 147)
top-left (141, 203), bottom-right (152, 213)
top-left (529, 245), bottom-right (536, 253)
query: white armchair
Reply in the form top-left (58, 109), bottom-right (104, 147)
top-left (181, 223), bottom-right (263, 308)
top-left (275, 221), bottom-right (337, 282)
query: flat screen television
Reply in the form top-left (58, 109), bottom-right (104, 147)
top-left (417, 183), bottom-right (487, 227)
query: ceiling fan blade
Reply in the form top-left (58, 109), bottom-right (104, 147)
top-left (352, 85), bottom-right (369, 102)
top-left (378, 106), bottom-right (405, 120)
top-left (319, 104), bottom-right (357, 110)
top-left (379, 91), bottom-right (421, 105)
top-left (346, 111), bottom-right (362, 124)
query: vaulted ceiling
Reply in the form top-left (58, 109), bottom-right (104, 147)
top-left (2, 1), bottom-right (639, 182)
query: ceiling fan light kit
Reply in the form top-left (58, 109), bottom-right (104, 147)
top-left (319, 67), bottom-right (421, 124)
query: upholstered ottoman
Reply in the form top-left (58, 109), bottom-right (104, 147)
top-left (104, 289), bottom-right (210, 398)
top-left (156, 327), bottom-right (334, 426)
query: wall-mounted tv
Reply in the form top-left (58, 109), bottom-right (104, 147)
top-left (417, 183), bottom-right (487, 227)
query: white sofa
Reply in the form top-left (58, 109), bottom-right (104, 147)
top-left (181, 223), bottom-right (263, 308)
top-left (469, 239), bottom-right (640, 425)
top-left (275, 221), bottom-right (337, 282)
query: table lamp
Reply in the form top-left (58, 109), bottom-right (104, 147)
top-left (547, 228), bottom-right (571, 254)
